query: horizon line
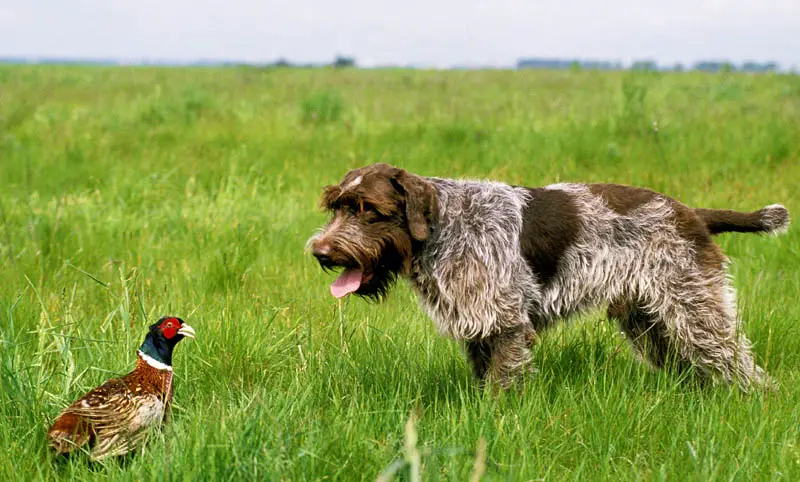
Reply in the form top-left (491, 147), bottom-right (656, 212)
top-left (0, 55), bottom-right (796, 72)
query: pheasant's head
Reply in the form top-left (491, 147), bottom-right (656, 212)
top-left (139, 316), bottom-right (196, 368)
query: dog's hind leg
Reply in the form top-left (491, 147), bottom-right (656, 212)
top-left (642, 277), bottom-right (773, 392)
top-left (607, 300), bottom-right (677, 370)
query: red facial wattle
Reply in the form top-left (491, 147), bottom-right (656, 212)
top-left (159, 317), bottom-right (181, 339)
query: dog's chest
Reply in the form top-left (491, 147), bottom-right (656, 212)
top-left (408, 255), bottom-right (457, 331)
top-left (406, 181), bottom-right (539, 339)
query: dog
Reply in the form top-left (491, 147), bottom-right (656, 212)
top-left (307, 163), bottom-right (790, 391)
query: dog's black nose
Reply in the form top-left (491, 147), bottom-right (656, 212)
top-left (313, 243), bottom-right (333, 266)
top-left (315, 253), bottom-right (333, 266)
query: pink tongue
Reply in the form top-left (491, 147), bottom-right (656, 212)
top-left (330, 269), bottom-right (363, 298)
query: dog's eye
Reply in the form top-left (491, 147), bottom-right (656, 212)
top-left (359, 202), bottom-right (381, 217)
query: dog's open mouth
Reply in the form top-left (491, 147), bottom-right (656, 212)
top-left (330, 269), bottom-right (374, 298)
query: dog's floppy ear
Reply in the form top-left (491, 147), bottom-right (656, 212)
top-left (394, 169), bottom-right (437, 241)
top-left (320, 185), bottom-right (342, 210)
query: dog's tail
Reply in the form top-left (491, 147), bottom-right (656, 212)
top-left (694, 204), bottom-right (790, 235)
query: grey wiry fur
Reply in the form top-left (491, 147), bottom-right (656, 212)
top-left (309, 164), bottom-right (790, 391)
top-left (528, 184), bottom-right (763, 389)
top-left (410, 180), bottom-right (537, 340)
top-left (409, 180), bottom-right (539, 386)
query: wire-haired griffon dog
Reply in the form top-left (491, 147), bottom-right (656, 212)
top-left (307, 163), bottom-right (790, 391)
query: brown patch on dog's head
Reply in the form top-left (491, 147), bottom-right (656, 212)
top-left (319, 184), bottom-right (343, 211)
top-left (309, 163), bottom-right (438, 300)
top-left (394, 169), bottom-right (438, 241)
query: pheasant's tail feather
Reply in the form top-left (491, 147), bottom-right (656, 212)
top-left (47, 412), bottom-right (94, 455)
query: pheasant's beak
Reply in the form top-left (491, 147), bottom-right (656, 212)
top-left (178, 324), bottom-right (196, 339)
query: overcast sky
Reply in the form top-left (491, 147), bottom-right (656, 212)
top-left (1, 0), bottom-right (798, 68)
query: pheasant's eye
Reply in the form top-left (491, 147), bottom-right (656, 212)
top-left (166, 322), bottom-right (173, 328)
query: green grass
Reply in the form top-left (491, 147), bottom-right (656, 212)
top-left (0, 65), bottom-right (799, 481)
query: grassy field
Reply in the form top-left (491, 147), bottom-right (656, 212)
top-left (0, 65), bottom-right (799, 481)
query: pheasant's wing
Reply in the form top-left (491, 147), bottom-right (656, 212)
top-left (61, 379), bottom-right (148, 459)
top-left (49, 378), bottom-right (132, 454)
top-left (47, 410), bottom-right (94, 454)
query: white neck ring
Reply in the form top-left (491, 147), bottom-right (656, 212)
top-left (137, 350), bottom-right (173, 371)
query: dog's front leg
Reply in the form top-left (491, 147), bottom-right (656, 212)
top-left (465, 324), bottom-right (537, 388)
top-left (487, 324), bottom-right (537, 389)
top-left (464, 338), bottom-right (493, 381)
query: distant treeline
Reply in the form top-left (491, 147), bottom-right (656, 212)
top-left (517, 58), bottom-right (781, 73)
top-left (0, 55), bottom-right (358, 69)
top-left (0, 55), bottom-right (787, 73)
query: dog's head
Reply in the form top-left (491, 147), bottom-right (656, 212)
top-left (307, 163), bottom-right (438, 300)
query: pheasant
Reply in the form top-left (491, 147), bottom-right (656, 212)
top-left (47, 316), bottom-right (195, 460)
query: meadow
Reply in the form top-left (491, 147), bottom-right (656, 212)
top-left (0, 64), bottom-right (799, 481)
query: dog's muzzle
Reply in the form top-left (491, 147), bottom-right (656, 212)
top-left (312, 242), bottom-right (336, 268)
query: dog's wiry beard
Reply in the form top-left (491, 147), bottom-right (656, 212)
top-left (328, 223), bottom-right (413, 301)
